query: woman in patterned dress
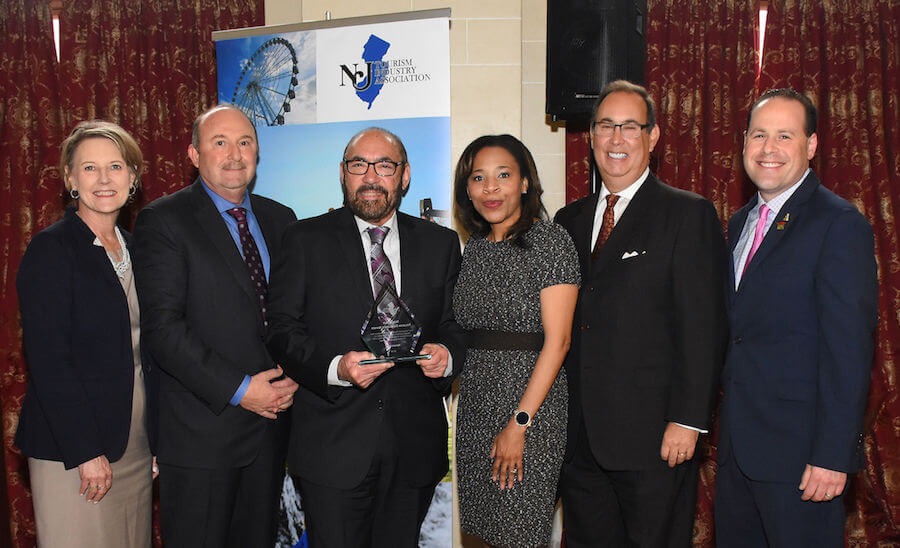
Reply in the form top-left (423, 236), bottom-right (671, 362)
top-left (453, 134), bottom-right (579, 547)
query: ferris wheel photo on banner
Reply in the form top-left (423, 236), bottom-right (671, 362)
top-left (213, 9), bottom-right (452, 225)
top-left (213, 9), bottom-right (453, 548)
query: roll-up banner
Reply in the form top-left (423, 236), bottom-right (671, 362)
top-left (213, 9), bottom-right (452, 225)
top-left (213, 10), bottom-right (453, 546)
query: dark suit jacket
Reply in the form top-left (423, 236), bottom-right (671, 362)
top-left (15, 208), bottom-right (157, 469)
top-left (133, 180), bottom-right (296, 469)
top-left (718, 172), bottom-right (877, 482)
top-left (555, 174), bottom-right (728, 470)
top-left (266, 207), bottom-right (465, 490)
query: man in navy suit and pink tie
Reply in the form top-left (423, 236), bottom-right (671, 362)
top-left (716, 88), bottom-right (878, 546)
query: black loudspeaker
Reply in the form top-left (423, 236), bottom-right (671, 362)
top-left (546, 0), bottom-right (646, 120)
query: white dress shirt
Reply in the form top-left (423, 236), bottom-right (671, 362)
top-left (590, 168), bottom-right (651, 248)
top-left (327, 212), bottom-right (452, 386)
top-left (732, 168), bottom-right (809, 289)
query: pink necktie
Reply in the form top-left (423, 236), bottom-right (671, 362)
top-left (742, 204), bottom-right (770, 276)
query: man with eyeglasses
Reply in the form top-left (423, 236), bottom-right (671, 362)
top-left (555, 80), bottom-right (728, 546)
top-left (266, 127), bottom-right (465, 547)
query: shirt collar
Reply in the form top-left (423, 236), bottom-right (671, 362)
top-left (599, 167), bottom-right (651, 202)
top-left (92, 225), bottom-right (123, 247)
top-left (354, 211), bottom-right (399, 236)
top-left (755, 168), bottom-right (810, 216)
top-left (200, 178), bottom-right (251, 213)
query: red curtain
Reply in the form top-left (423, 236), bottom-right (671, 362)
top-left (1, 1), bottom-right (262, 546)
top-left (59, 0), bottom-right (264, 207)
top-left (0, 2), bottom-right (66, 546)
top-left (643, 3), bottom-right (761, 545)
top-left (565, 0), bottom-right (759, 220)
top-left (761, 1), bottom-right (900, 543)
top-left (565, 0), bottom-right (900, 544)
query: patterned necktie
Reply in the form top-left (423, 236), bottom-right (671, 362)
top-left (592, 194), bottom-right (620, 260)
top-left (366, 226), bottom-right (398, 320)
top-left (226, 207), bottom-right (268, 321)
top-left (741, 203), bottom-right (770, 277)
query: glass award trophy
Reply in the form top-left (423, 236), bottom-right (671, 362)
top-left (359, 284), bottom-right (431, 364)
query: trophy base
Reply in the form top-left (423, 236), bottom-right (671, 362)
top-left (359, 353), bottom-right (432, 365)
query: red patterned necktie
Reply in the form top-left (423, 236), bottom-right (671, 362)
top-left (592, 194), bottom-right (620, 260)
top-left (226, 207), bottom-right (268, 321)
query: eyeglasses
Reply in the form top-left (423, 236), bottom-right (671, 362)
top-left (591, 121), bottom-right (651, 140)
top-left (342, 159), bottom-right (405, 176)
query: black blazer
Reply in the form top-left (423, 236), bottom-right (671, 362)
top-left (718, 172), bottom-right (877, 482)
top-left (555, 174), bottom-right (728, 470)
top-left (133, 180), bottom-right (296, 469)
top-left (266, 207), bottom-right (466, 489)
top-left (15, 208), bottom-right (157, 469)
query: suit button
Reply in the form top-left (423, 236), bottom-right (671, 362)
top-left (733, 337), bottom-right (742, 344)
top-left (582, 324), bottom-right (590, 331)
top-left (377, 399), bottom-right (384, 410)
top-left (587, 285), bottom-right (594, 292)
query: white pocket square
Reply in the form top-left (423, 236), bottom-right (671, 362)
top-left (621, 250), bottom-right (646, 259)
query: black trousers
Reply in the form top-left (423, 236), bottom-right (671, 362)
top-left (159, 419), bottom-right (287, 548)
top-left (560, 418), bottom-right (698, 548)
top-left (295, 422), bottom-right (436, 548)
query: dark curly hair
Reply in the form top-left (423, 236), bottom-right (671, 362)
top-left (453, 134), bottom-right (547, 246)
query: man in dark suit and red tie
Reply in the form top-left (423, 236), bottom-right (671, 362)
top-left (265, 127), bottom-right (465, 547)
top-left (715, 88), bottom-right (878, 546)
top-left (554, 80), bottom-right (728, 547)
top-left (133, 104), bottom-right (299, 547)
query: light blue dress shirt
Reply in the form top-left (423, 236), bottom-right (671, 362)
top-left (200, 180), bottom-right (271, 406)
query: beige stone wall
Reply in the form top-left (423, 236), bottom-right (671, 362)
top-left (263, 0), bottom-right (567, 216)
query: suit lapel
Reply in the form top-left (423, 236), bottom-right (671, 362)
top-left (397, 213), bottom-right (420, 302)
top-left (569, 194), bottom-right (598, 280)
top-left (727, 201), bottom-right (754, 300)
top-left (190, 181), bottom-right (258, 306)
top-left (249, 195), bottom-right (277, 257)
top-left (739, 174), bottom-right (819, 286)
top-left (66, 209), bottom-right (123, 294)
top-left (335, 208), bottom-right (376, 311)
top-left (591, 175), bottom-right (659, 276)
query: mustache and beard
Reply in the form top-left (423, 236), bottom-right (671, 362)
top-left (342, 181), bottom-right (404, 223)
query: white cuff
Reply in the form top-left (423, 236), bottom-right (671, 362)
top-left (673, 422), bottom-right (708, 434)
top-left (440, 344), bottom-right (453, 377)
top-left (327, 355), bottom-right (352, 387)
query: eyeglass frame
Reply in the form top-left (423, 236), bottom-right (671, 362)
top-left (590, 120), bottom-right (652, 139)
top-left (342, 158), bottom-right (406, 177)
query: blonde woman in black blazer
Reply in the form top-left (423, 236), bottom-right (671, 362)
top-left (15, 121), bottom-right (157, 547)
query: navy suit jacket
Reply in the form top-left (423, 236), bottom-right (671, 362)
top-left (719, 171), bottom-right (877, 482)
top-left (15, 208), bottom-right (157, 469)
top-left (266, 207), bottom-right (465, 490)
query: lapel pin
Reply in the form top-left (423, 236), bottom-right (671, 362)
top-left (776, 212), bottom-right (790, 230)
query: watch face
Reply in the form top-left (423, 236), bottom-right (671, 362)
top-left (515, 411), bottom-right (530, 426)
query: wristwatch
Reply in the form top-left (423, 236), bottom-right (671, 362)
top-left (514, 409), bottom-right (532, 427)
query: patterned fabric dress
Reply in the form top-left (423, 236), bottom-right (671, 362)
top-left (454, 220), bottom-right (580, 548)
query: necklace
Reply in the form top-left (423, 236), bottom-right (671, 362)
top-left (106, 226), bottom-right (130, 279)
